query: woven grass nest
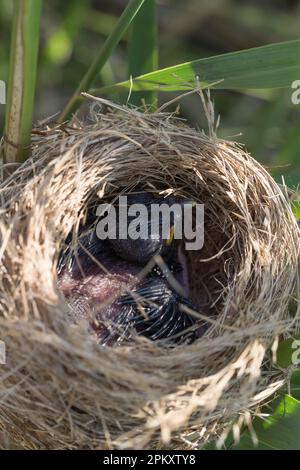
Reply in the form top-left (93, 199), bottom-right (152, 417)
top-left (0, 97), bottom-right (299, 450)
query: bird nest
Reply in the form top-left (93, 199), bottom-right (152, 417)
top-left (0, 97), bottom-right (299, 449)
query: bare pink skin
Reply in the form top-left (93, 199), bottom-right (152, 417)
top-left (58, 251), bottom-right (142, 343)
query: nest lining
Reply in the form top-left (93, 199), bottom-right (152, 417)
top-left (0, 98), bottom-right (299, 449)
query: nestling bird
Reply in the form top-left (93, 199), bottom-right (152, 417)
top-left (57, 191), bottom-right (198, 345)
top-left (107, 191), bottom-right (184, 266)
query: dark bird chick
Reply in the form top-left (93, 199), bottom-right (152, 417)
top-left (119, 276), bottom-right (195, 342)
top-left (57, 229), bottom-right (196, 345)
top-left (107, 191), bottom-right (184, 266)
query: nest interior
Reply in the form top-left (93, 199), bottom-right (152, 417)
top-left (0, 98), bottom-right (299, 449)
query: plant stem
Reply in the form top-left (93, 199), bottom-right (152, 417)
top-left (3, 0), bottom-right (42, 164)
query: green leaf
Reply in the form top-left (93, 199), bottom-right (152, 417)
top-left (290, 369), bottom-right (300, 401)
top-left (91, 39), bottom-right (300, 96)
top-left (127, 0), bottom-right (158, 107)
top-left (2, 0), bottom-right (42, 164)
top-left (58, 0), bottom-right (145, 122)
top-left (232, 395), bottom-right (300, 450)
top-left (276, 333), bottom-right (300, 369)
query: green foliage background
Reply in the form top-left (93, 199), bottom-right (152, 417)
top-left (0, 0), bottom-right (300, 186)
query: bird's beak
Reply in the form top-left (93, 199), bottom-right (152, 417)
top-left (165, 225), bottom-right (175, 246)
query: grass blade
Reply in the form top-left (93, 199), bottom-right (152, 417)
top-left (91, 39), bottom-right (300, 96)
top-left (58, 0), bottom-right (145, 123)
top-left (2, 0), bottom-right (42, 164)
top-left (127, 0), bottom-right (158, 108)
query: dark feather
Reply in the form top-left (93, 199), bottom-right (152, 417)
top-left (118, 277), bottom-right (195, 343)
